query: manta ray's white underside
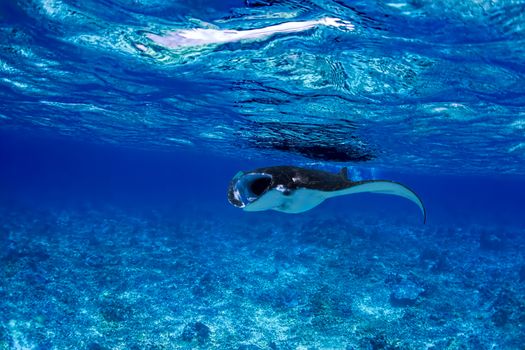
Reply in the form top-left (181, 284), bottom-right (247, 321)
top-left (244, 181), bottom-right (426, 222)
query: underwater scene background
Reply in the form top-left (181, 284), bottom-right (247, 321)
top-left (1, 0), bottom-right (525, 349)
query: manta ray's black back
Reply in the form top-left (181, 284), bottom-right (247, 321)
top-left (254, 165), bottom-right (354, 192)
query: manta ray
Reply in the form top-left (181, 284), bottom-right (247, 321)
top-left (227, 166), bottom-right (426, 223)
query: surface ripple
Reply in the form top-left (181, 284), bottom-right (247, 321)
top-left (1, 0), bottom-right (524, 174)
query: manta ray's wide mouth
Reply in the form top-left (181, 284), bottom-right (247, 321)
top-left (227, 172), bottom-right (273, 208)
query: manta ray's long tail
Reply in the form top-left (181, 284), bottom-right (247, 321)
top-left (332, 180), bottom-right (427, 223)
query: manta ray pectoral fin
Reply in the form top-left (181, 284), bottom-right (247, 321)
top-left (332, 180), bottom-right (427, 223)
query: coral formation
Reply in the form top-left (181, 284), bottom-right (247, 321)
top-left (0, 203), bottom-right (523, 349)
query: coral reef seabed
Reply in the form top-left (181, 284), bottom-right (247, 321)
top-left (0, 203), bottom-right (524, 349)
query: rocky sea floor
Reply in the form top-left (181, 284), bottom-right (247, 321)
top-left (0, 202), bottom-right (524, 350)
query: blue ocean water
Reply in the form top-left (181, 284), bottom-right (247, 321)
top-left (1, 0), bottom-right (525, 349)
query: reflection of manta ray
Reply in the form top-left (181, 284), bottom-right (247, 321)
top-left (228, 166), bottom-right (426, 223)
top-left (146, 17), bottom-right (354, 48)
